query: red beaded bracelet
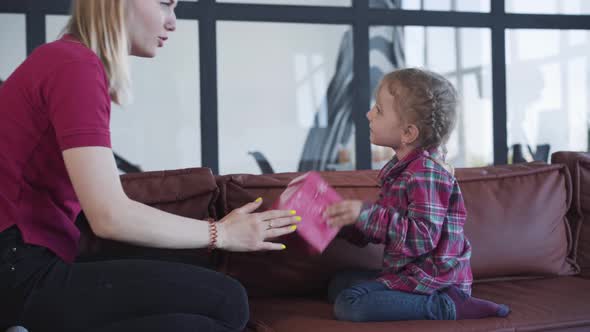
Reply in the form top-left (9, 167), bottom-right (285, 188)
top-left (208, 220), bottom-right (218, 252)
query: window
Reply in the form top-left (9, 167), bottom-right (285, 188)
top-left (47, 15), bottom-right (202, 171)
top-left (506, 29), bottom-right (589, 161)
top-left (0, 14), bottom-right (26, 81)
top-left (370, 26), bottom-right (493, 168)
top-left (217, 21), bottom-right (351, 174)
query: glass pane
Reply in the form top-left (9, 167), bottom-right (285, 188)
top-left (216, 0), bottom-right (350, 6)
top-left (506, 29), bottom-right (590, 162)
top-left (0, 14), bottom-right (26, 82)
top-left (47, 16), bottom-right (202, 172)
top-left (506, 0), bottom-right (590, 15)
top-left (369, 26), bottom-right (493, 169)
top-left (46, 15), bottom-right (67, 42)
top-left (373, 0), bottom-right (490, 12)
top-left (218, 21), bottom-right (351, 174)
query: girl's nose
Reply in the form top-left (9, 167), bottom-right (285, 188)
top-left (165, 13), bottom-right (177, 32)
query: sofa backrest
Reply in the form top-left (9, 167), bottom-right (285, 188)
top-left (552, 151), bottom-right (590, 277)
top-left (457, 162), bottom-right (576, 280)
top-left (215, 162), bottom-right (576, 297)
top-left (77, 167), bottom-right (219, 266)
top-left (215, 171), bottom-right (384, 296)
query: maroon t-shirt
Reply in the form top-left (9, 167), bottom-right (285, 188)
top-left (0, 35), bottom-right (111, 262)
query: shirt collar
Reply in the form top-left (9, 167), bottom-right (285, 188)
top-left (378, 146), bottom-right (444, 184)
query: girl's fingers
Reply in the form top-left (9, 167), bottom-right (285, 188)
top-left (327, 215), bottom-right (351, 227)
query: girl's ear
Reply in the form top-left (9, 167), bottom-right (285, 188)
top-left (402, 124), bottom-right (420, 145)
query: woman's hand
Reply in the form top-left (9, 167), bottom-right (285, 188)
top-left (325, 200), bottom-right (363, 228)
top-left (216, 198), bottom-right (300, 252)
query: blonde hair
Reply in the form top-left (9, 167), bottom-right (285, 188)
top-left (381, 68), bottom-right (458, 173)
top-left (64, 0), bottom-right (131, 105)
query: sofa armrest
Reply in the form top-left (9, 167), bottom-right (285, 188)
top-left (552, 151), bottom-right (590, 278)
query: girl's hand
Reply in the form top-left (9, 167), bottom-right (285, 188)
top-left (325, 200), bottom-right (363, 228)
top-left (216, 198), bottom-right (299, 252)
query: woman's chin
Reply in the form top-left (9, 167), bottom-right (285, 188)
top-left (130, 47), bottom-right (157, 58)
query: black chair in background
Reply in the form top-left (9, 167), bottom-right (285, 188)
top-left (248, 151), bottom-right (275, 174)
top-left (114, 153), bottom-right (142, 173)
top-left (511, 143), bottom-right (551, 163)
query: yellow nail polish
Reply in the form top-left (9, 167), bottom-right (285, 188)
top-left (295, 216), bottom-right (302, 222)
top-left (281, 244), bottom-right (287, 250)
top-left (255, 197), bottom-right (262, 203)
top-left (290, 210), bottom-right (297, 215)
top-left (291, 225), bottom-right (297, 231)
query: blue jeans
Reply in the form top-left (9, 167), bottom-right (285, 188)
top-left (328, 270), bottom-right (456, 322)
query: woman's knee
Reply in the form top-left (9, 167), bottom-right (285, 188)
top-left (213, 274), bottom-right (249, 330)
top-left (162, 263), bottom-right (249, 330)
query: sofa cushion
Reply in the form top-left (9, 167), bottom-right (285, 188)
top-left (552, 152), bottom-right (590, 277)
top-left (248, 277), bottom-right (590, 332)
top-left (121, 167), bottom-right (219, 218)
top-left (457, 163), bottom-right (576, 279)
top-left (76, 167), bottom-right (219, 267)
top-left (216, 163), bottom-right (576, 297)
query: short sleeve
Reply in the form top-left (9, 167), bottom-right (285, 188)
top-left (44, 61), bottom-right (112, 150)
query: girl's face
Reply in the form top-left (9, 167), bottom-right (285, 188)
top-left (366, 84), bottom-right (406, 149)
top-left (126, 0), bottom-right (178, 57)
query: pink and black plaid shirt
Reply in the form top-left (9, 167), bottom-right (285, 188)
top-left (354, 147), bottom-right (473, 295)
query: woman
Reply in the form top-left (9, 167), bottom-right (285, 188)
top-left (0, 1), bottom-right (298, 331)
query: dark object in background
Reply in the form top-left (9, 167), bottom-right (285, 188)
top-left (511, 143), bottom-right (551, 163)
top-left (114, 152), bottom-right (142, 173)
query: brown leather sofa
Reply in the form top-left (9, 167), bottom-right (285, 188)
top-left (77, 151), bottom-right (590, 332)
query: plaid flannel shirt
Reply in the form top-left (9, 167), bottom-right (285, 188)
top-left (355, 147), bottom-right (473, 295)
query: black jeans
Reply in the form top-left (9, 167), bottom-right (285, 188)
top-left (0, 226), bottom-right (249, 332)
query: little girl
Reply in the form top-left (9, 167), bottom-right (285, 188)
top-left (325, 68), bottom-right (510, 322)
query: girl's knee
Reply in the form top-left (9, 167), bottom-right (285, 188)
top-left (333, 290), bottom-right (368, 322)
top-left (333, 300), bottom-right (370, 322)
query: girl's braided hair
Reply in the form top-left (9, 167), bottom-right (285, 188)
top-left (382, 68), bottom-right (459, 174)
top-left (382, 68), bottom-right (458, 152)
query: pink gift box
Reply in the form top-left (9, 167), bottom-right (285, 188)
top-left (271, 172), bottom-right (342, 254)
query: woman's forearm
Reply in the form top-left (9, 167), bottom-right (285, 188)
top-left (95, 197), bottom-right (212, 249)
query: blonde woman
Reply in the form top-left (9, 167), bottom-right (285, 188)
top-left (0, 1), bottom-right (298, 331)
